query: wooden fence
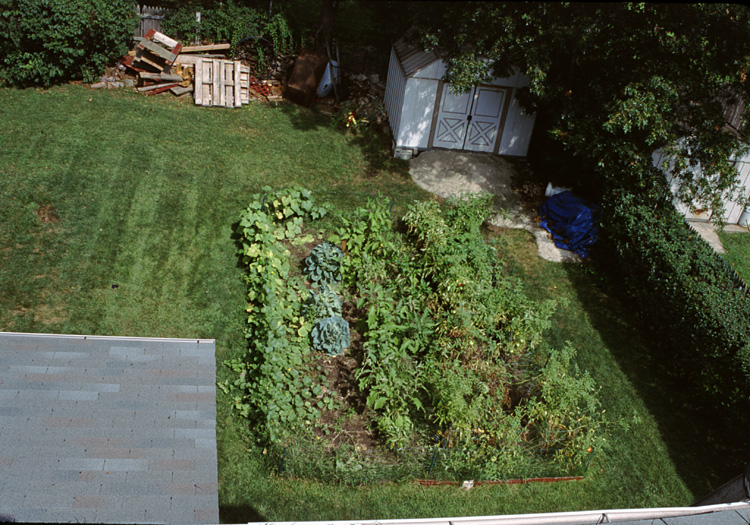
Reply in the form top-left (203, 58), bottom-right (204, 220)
top-left (135, 5), bottom-right (172, 39)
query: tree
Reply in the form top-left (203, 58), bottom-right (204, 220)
top-left (417, 3), bottom-right (750, 218)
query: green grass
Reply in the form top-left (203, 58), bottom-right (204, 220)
top-left (719, 230), bottom-right (750, 284)
top-left (0, 85), bottom-right (737, 522)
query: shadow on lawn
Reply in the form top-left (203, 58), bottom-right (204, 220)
top-left (560, 262), bottom-right (750, 500)
top-left (221, 504), bottom-right (267, 523)
top-left (273, 100), bottom-right (411, 180)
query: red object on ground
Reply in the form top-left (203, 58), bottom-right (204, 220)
top-left (119, 55), bottom-right (148, 74)
top-left (416, 476), bottom-right (584, 486)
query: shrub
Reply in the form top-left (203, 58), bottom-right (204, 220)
top-left (161, 1), bottom-right (293, 57)
top-left (0, 0), bottom-right (137, 86)
top-left (602, 186), bottom-right (750, 407)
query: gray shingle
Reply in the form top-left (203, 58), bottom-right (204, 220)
top-left (735, 508), bottom-right (750, 524)
top-left (0, 332), bottom-right (218, 524)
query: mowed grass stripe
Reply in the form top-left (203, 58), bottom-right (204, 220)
top-left (3, 84), bottom-right (730, 521)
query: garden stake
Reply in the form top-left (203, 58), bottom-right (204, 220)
top-left (584, 448), bottom-right (594, 473)
top-left (428, 448), bottom-right (439, 477)
top-left (278, 447), bottom-right (286, 475)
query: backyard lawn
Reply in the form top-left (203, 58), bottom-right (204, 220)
top-left (719, 230), bottom-right (750, 284)
top-left (0, 85), bottom-right (738, 521)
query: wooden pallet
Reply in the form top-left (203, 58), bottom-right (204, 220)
top-left (194, 59), bottom-right (250, 108)
top-left (133, 29), bottom-right (182, 73)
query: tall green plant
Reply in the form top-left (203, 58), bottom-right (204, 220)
top-left (0, 0), bottom-right (137, 86)
top-left (227, 190), bottom-right (604, 477)
top-left (162, 2), bottom-right (294, 59)
top-left (342, 194), bottom-right (602, 469)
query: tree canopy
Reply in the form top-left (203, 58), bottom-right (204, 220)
top-left (418, 3), bottom-right (750, 216)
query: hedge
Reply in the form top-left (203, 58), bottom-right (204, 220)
top-left (0, 0), bottom-right (137, 87)
top-left (602, 186), bottom-right (750, 408)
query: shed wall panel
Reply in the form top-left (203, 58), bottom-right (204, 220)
top-left (726, 160), bottom-right (750, 224)
top-left (398, 78), bottom-right (439, 149)
top-left (412, 60), bottom-right (443, 80)
top-left (653, 145), bottom-right (750, 224)
top-left (497, 90), bottom-right (536, 156)
top-left (384, 47), bottom-right (407, 146)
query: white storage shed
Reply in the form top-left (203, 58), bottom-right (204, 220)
top-left (653, 145), bottom-right (750, 225)
top-left (384, 38), bottom-right (537, 159)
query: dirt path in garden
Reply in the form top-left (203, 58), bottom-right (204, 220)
top-left (409, 150), bottom-right (581, 263)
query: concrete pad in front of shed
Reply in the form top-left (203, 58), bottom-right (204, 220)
top-left (0, 332), bottom-right (218, 525)
top-left (409, 150), bottom-right (581, 263)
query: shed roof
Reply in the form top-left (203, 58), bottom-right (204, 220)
top-left (0, 332), bottom-right (219, 524)
top-left (394, 37), bottom-right (439, 77)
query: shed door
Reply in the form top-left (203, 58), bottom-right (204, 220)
top-left (432, 84), bottom-right (508, 153)
top-left (432, 84), bottom-right (474, 150)
top-left (465, 87), bottom-right (507, 153)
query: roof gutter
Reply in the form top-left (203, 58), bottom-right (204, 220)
top-left (249, 501), bottom-right (750, 525)
top-left (0, 331), bottom-right (215, 344)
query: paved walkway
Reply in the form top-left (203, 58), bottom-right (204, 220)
top-left (0, 332), bottom-right (218, 524)
top-left (688, 221), bottom-right (747, 254)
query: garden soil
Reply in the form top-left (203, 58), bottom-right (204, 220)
top-left (409, 150), bottom-right (581, 263)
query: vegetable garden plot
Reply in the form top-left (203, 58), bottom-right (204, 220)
top-left (221, 188), bottom-right (605, 483)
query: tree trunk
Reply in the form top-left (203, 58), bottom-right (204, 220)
top-left (314, 0), bottom-right (337, 54)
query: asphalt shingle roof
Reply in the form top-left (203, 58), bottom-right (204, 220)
top-left (0, 332), bottom-right (219, 524)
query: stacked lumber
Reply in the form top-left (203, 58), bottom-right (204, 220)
top-left (118, 33), bottom-right (280, 106)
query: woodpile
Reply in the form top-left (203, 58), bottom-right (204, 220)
top-left (112, 30), bottom-right (283, 105)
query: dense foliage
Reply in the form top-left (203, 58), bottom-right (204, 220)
top-left (161, 1), bottom-right (294, 58)
top-left (0, 0), bottom-right (137, 86)
top-left (420, 3), bottom-right (750, 408)
top-left (420, 3), bottom-right (750, 217)
top-left (223, 188), bottom-right (605, 482)
top-left (223, 187), bottom-right (329, 442)
top-left (604, 187), bottom-right (750, 407)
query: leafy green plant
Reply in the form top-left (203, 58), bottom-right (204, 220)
top-left (341, 193), bottom-right (600, 472)
top-left (0, 0), bottom-right (137, 86)
top-left (162, 1), bottom-right (294, 64)
top-left (225, 187), bottom-right (328, 443)
top-left (304, 242), bottom-right (343, 286)
top-left (332, 99), bottom-right (386, 133)
top-left (229, 190), bottom-right (605, 477)
top-left (524, 344), bottom-right (605, 468)
top-left (303, 286), bottom-right (342, 321)
top-left (311, 316), bottom-right (350, 356)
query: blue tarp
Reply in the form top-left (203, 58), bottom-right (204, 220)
top-left (538, 191), bottom-right (600, 258)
